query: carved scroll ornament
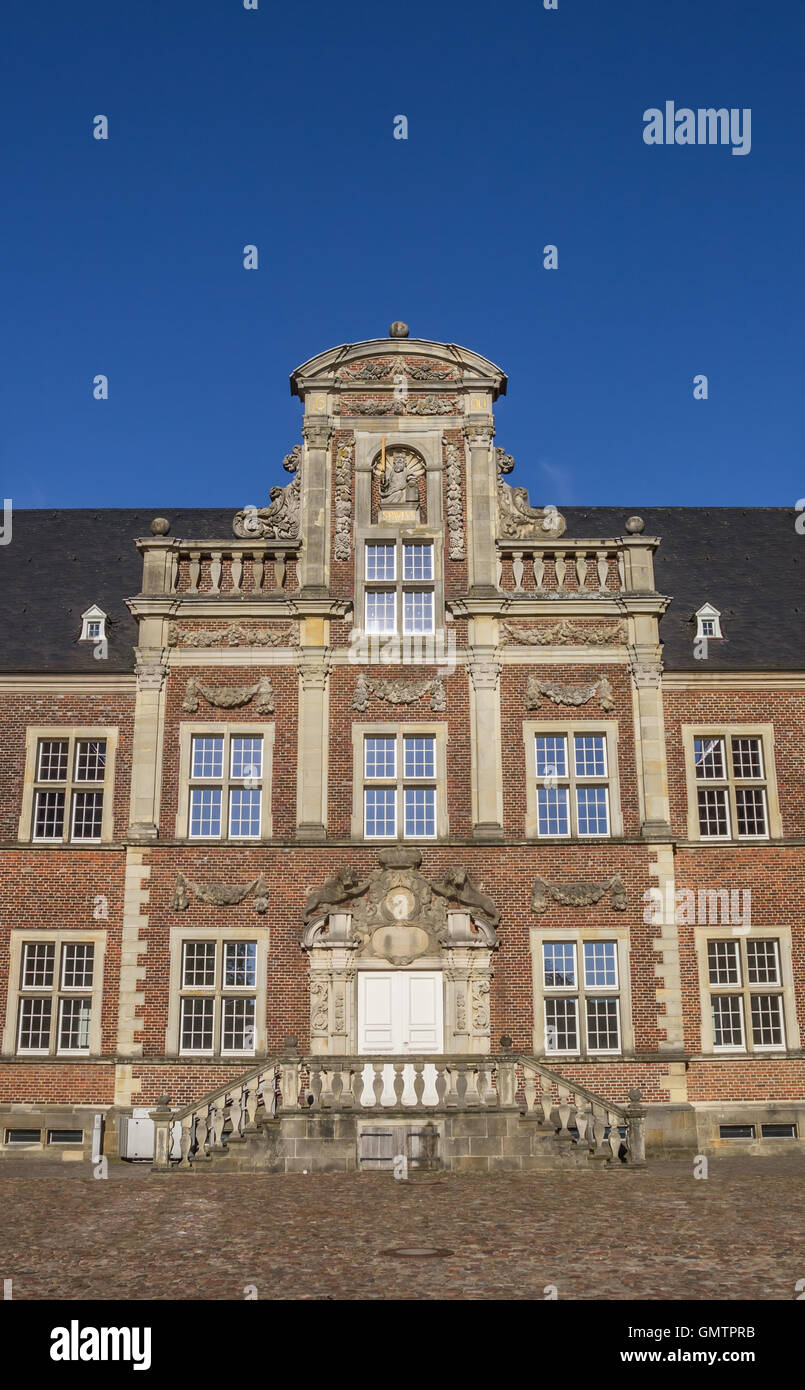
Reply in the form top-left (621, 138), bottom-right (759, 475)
top-left (172, 873), bottom-right (269, 913)
top-left (232, 446), bottom-right (302, 539)
top-left (525, 674), bottom-right (615, 712)
top-left (495, 447), bottom-right (566, 539)
top-left (181, 675), bottom-right (275, 714)
top-left (334, 441), bottom-right (353, 560)
top-left (531, 874), bottom-right (627, 914)
top-left (168, 624), bottom-right (297, 649)
top-left (502, 620), bottom-right (627, 647)
top-left (444, 441), bottom-right (465, 560)
top-left (352, 672), bottom-right (445, 712)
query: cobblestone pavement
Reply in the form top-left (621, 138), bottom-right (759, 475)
top-left (2, 1155), bottom-right (803, 1301)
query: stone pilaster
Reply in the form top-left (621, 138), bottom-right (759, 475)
top-left (468, 655), bottom-right (504, 839)
top-left (629, 648), bottom-right (672, 840)
top-left (114, 849), bottom-right (150, 1098)
top-left (463, 422), bottom-right (498, 594)
top-left (295, 649), bottom-right (331, 840)
top-left (300, 417), bottom-right (332, 594)
top-left (127, 648), bottom-right (168, 840)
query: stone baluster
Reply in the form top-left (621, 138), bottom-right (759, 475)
top-left (576, 553), bottom-right (587, 590)
top-left (522, 1071), bottom-right (537, 1118)
top-left (455, 1063), bottom-right (469, 1110)
top-left (476, 1063), bottom-right (491, 1108)
top-left (617, 551), bottom-right (626, 591)
top-left (167, 551), bottom-right (178, 593)
top-left (608, 1111), bottom-right (623, 1162)
top-left (512, 551), bottom-right (524, 591)
top-left (496, 1057), bottom-right (515, 1108)
top-left (195, 1108), bottom-right (209, 1157)
top-left (539, 1078), bottom-right (554, 1129)
top-left (188, 550), bottom-right (201, 594)
top-left (533, 551), bottom-right (545, 589)
top-left (554, 551), bottom-right (566, 590)
top-left (446, 1065), bottom-right (459, 1110)
top-left (465, 1067), bottom-right (481, 1109)
top-left (591, 1103), bottom-right (608, 1157)
top-left (577, 1100), bottom-right (593, 1151)
top-left (597, 549), bottom-right (609, 591)
top-left (392, 1062), bottom-right (405, 1108)
top-left (434, 1064), bottom-right (448, 1108)
top-left (372, 1062), bottom-right (385, 1109)
top-left (211, 1101), bottom-right (227, 1150)
top-left (556, 1085), bottom-right (573, 1137)
top-left (178, 1115), bottom-right (193, 1167)
top-left (330, 1069), bottom-right (344, 1110)
top-left (274, 551), bottom-right (286, 590)
top-left (244, 1084), bottom-right (259, 1132)
top-left (309, 1066), bottom-right (323, 1111)
top-left (230, 551), bottom-right (243, 593)
top-left (229, 1087), bottom-right (244, 1140)
top-left (624, 1089), bottom-right (646, 1166)
top-left (252, 550), bottom-right (265, 592)
top-left (413, 1063), bottom-right (426, 1108)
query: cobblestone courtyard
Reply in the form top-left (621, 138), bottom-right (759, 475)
top-left (3, 1155), bottom-right (803, 1301)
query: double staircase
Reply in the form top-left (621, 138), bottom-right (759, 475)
top-left (149, 1053), bottom-right (647, 1174)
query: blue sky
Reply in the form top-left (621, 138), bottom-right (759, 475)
top-left (2, 0), bottom-right (803, 510)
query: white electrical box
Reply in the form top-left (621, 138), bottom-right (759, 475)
top-left (118, 1108), bottom-right (182, 1161)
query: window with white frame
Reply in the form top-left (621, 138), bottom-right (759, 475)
top-left (16, 941), bottom-right (95, 1055)
top-left (187, 733), bottom-right (265, 839)
top-left (707, 937), bottom-right (786, 1052)
top-left (534, 732), bottom-right (611, 837)
top-left (541, 940), bottom-right (622, 1055)
top-left (363, 732), bottom-right (437, 839)
top-left (79, 605), bottom-right (107, 643)
top-left (694, 603), bottom-right (722, 641)
top-left (364, 541), bottom-right (435, 636)
top-left (694, 734), bottom-right (769, 839)
top-left (179, 940), bottom-right (258, 1056)
top-left (31, 736), bottom-right (108, 842)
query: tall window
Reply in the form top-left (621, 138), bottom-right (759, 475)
top-left (32, 738), bottom-right (107, 842)
top-left (541, 940), bottom-right (621, 1055)
top-left (16, 942), bottom-right (94, 1055)
top-left (535, 733), bottom-right (610, 837)
top-left (363, 733), bottom-right (437, 839)
top-left (707, 937), bottom-right (785, 1051)
top-left (188, 734), bottom-right (264, 839)
top-left (179, 941), bottom-right (257, 1055)
top-left (364, 542), bottom-right (435, 635)
top-left (694, 735), bottom-right (769, 839)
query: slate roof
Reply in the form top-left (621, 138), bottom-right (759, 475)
top-left (0, 507), bottom-right (801, 674)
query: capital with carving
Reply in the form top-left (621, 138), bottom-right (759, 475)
top-left (464, 425), bottom-right (494, 449)
top-left (296, 650), bottom-right (333, 689)
top-left (302, 419), bottom-right (332, 449)
top-left (468, 659), bottom-right (501, 692)
top-left (135, 649), bottom-right (169, 692)
top-left (629, 654), bottom-right (663, 688)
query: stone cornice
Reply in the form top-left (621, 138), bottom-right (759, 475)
top-left (0, 674), bottom-right (137, 694)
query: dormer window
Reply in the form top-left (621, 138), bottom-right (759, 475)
top-left (695, 603), bottom-right (722, 641)
top-left (80, 605), bottom-right (107, 643)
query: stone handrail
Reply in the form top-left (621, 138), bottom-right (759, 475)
top-left (150, 1053), bottom-right (646, 1169)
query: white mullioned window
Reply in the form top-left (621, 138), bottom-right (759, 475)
top-left (187, 733), bottom-right (264, 839)
top-left (694, 734), bottom-right (769, 840)
top-left (363, 733), bottom-right (437, 840)
top-left (534, 733), bottom-right (611, 838)
top-left (16, 941), bottom-right (95, 1055)
top-left (364, 540), bottom-right (435, 636)
top-left (32, 737), bottom-right (108, 843)
top-left (541, 940), bottom-right (622, 1055)
top-left (708, 937), bottom-right (786, 1052)
top-left (179, 940), bottom-right (258, 1056)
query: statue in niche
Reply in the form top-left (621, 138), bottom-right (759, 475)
top-left (374, 448), bottom-right (424, 508)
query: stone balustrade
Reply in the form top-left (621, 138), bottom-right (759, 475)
top-left (496, 541), bottom-right (627, 595)
top-left (151, 1054), bottom-right (646, 1170)
top-left (172, 541), bottom-right (296, 596)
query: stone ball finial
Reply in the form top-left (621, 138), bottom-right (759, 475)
top-left (500, 1034), bottom-right (513, 1051)
top-left (389, 321), bottom-right (409, 338)
top-left (150, 517), bottom-right (170, 535)
top-left (625, 515), bottom-right (645, 534)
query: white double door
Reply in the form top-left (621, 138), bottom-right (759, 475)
top-left (357, 971), bottom-right (443, 1106)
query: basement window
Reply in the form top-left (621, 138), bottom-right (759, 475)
top-left (47, 1129), bottom-right (84, 1145)
top-left (719, 1124), bottom-right (755, 1140)
top-left (4, 1129), bottom-right (42, 1145)
top-left (761, 1123), bottom-right (797, 1139)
